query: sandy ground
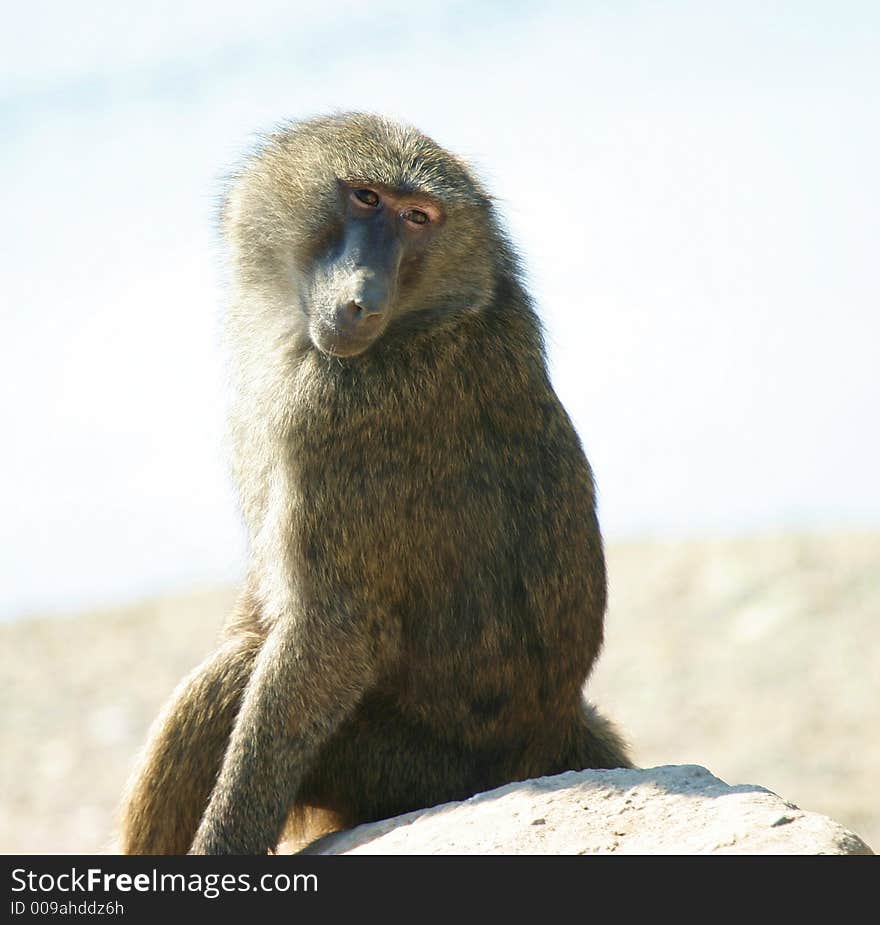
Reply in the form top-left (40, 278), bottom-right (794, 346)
top-left (1, 530), bottom-right (877, 854)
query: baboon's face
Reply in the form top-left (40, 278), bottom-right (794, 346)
top-left (305, 181), bottom-right (445, 358)
top-left (225, 116), bottom-right (499, 359)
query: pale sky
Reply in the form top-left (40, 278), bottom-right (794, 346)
top-left (2, 1), bottom-right (878, 617)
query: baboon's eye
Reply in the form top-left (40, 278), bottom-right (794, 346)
top-left (353, 188), bottom-right (380, 207)
top-left (401, 208), bottom-right (429, 226)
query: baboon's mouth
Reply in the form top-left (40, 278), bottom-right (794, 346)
top-left (310, 324), bottom-right (383, 359)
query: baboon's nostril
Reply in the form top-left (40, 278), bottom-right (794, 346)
top-left (338, 300), bottom-right (382, 329)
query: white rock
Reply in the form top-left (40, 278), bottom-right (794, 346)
top-left (303, 765), bottom-right (873, 855)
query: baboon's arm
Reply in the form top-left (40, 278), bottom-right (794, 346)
top-left (189, 606), bottom-right (378, 855)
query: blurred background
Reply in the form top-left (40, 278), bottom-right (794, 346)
top-left (1, 1), bottom-right (878, 853)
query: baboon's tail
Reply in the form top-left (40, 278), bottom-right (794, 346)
top-left (579, 699), bottom-right (634, 769)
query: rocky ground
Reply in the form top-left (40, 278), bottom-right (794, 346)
top-left (1, 530), bottom-right (877, 854)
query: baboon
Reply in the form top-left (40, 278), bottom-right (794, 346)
top-left (120, 112), bottom-right (631, 856)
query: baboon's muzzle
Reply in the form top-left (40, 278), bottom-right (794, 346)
top-left (316, 217), bottom-right (401, 358)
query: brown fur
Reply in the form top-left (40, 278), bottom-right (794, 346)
top-left (119, 112), bottom-right (631, 855)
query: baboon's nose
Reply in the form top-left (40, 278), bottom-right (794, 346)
top-left (337, 299), bottom-right (384, 331)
